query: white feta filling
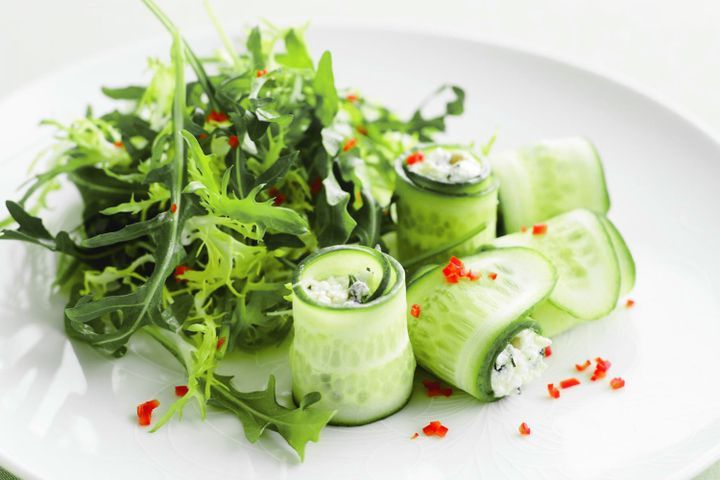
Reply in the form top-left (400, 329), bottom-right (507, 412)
top-left (490, 329), bottom-right (551, 397)
top-left (303, 274), bottom-right (372, 306)
top-left (408, 147), bottom-right (484, 183)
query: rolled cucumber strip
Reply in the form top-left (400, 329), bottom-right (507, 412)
top-left (407, 248), bottom-right (557, 401)
top-left (490, 137), bottom-right (610, 233)
top-left (290, 245), bottom-right (415, 426)
top-left (395, 144), bottom-right (499, 267)
top-left (494, 209), bottom-right (629, 336)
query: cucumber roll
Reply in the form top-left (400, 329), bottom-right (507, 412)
top-left (406, 248), bottom-right (557, 401)
top-left (494, 209), bottom-right (635, 336)
top-left (490, 137), bottom-right (610, 233)
top-left (395, 145), bottom-right (499, 267)
top-left (290, 245), bottom-right (415, 425)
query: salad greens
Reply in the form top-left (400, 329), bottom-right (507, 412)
top-left (0, 0), bottom-right (465, 459)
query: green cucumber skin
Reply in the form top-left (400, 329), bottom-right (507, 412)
top-left (494, 209), bottom-right (621, 321)
top-left (600, 217), bottom-right (636, 297)
top-left (290, 247), bottom-right (415, 426)
top-left (406, 247), bottom-right (557, 401)
top-left (395, 171), bottom-right (499, 264)
top-left (491, 137), bottom-right (610, 234)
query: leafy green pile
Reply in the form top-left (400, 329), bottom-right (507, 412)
top-left (0, 0), bottom-right (465, 459)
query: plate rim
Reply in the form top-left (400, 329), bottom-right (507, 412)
top-left (1, 19), bottom-right (719, 480)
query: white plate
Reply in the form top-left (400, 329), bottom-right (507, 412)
top-left (1, 23), bottom-right (720, 480)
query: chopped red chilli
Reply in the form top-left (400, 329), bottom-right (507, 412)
top-left (405, 151), bottom-right (425, 165)
top-left (228, 135), bottom-right (239, 148)
top-left (175, 385), bottom-right (189, 397)
top-left (576, 359), bottom-right (592, 371)
top-left (422, 421), bottom-right (449, 438)
top-left (625, 299), bottom-right (635, 308)
top-left (410, 304), bottom-right (421, 318)
top-left (532, 223), bottom-right (548, 235)
top-left (136, 399), bottom-right (160, 426)
top-left (544, 346), bottom-right (552, 357)
top-left (256, 68), bottom-right (268, 77)
top-left (342, 138), bottom-right (357, 152)
top-left (310, 176), bottom-right (323, 196)
top-left (217, 337), bottom-right (226, 350)
top-left (422, 379), bottom-right (452, 398)
top-left (591, 357), bottom-right (612, 381)
top-left (488, 272), bottom-right (498, 280)
top-left (547, 383), bottom-right (560, 399)
top-left (113, 140), bottom-right (125, 148)
top-left (518, 422), bottom-right (531, 436)
top-left (170, 203), bottom-right (177, 214)
top-left (441, 256), bottom-right (479, 283)
top-left (207, 110), bottom-right (229, 123)
top-left (610, 377), bottom-right (626, 390)
top-left (174, 265), bottom-right (191, 281)
top-left (268, 187), bottom-right (287, 206)
top-left (560, 378), bottom-right (581, 389)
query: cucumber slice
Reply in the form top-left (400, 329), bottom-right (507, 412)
top-left (490, 137), bottom-right (610, 233)
top-left (407, 247), bottom-right (557, 401)
top-left (600, 217), bottom-right (636, 296)
top-left (494, 209), bottom-right (621, 321)
top-left (395, 145), bottom-right (499, 265)
top-left (290, 245), bottom-right (415, 425)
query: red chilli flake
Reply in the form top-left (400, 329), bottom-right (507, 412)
top-left (422, 421), bottom-right (449, 438)
top-left (518, 422), bottom-right (531, 436)
top-left (575, 359), bottom-right (592, 371)
top-left (441, 256), bottom-right (477, 284)
top-left (136, 399), bottom-right (160, 426)
top-left (174, 265), bottom-right (191, 282)
top-left (410, 432), bottom-right (419, 440)
top-left (170, 203), bottom-right (178, 214)
top-left (405, 151), bottom-right (425, 165)
top-left (217, 337), bottom-right (226, 350)
top-left (175, 385), bottom-right (189, 397)
top-left (520, 225), bottom-right (528, 233)
top-left (559, 378), bottom-right (581, 389)
top-left (310, 176), bottom-right (324, 196)
top-left (625, 299), bottom-right (635, 308)
top-left (532, 223), bottom-right (548, 235)
top-left (547, 383), bottom-right (560, 399)
top-left (113, 140), bottom-right (125, 148)
top-left (256, 68), bottom-right (268, 78)
top-left (198, 133), bottom-right (208, 140)
top-left (488, 272), bottom-right (498, 281)
top-left (356, 125), bottom-right (369, 136)
top-left (410, 304), bottom-right (421, 318)
top-left (228, 135), bottom-right (239, 148)
top-left (591, 357), bottom-right (612, 381)
top-left (207, 110), bottom-right (229, 123)
top-left (422, 379), bottom-right (452, 398)
top-left (610, 377), bottom-right (626, 390)
top-left (268, 187), bottom-right (287, 206)
top-left (544, 346), bottom-right (552, 357)
top-left (346, 93), bottom-right (359, 102)
top-left (342, 138), bottom-right (358, 152)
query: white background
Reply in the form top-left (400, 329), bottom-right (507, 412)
top-left (1, 1), bottom-right (719, 479)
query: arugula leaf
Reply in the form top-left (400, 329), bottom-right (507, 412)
top-left (313, 52), bottom-right (339, 127)
top-left (275, 29), bottom-right (314, 69)
top-left (101, 85), bottom-right (146, 100)
top-left (313, 170), bottom-right (357, 246)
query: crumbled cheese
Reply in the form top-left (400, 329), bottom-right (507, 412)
top-left (407, 147), bottom-right (484, 183)
top-left (303, 274), bottom-right (371, 306)
top-left (491, 329), bottom-right (551, 397)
